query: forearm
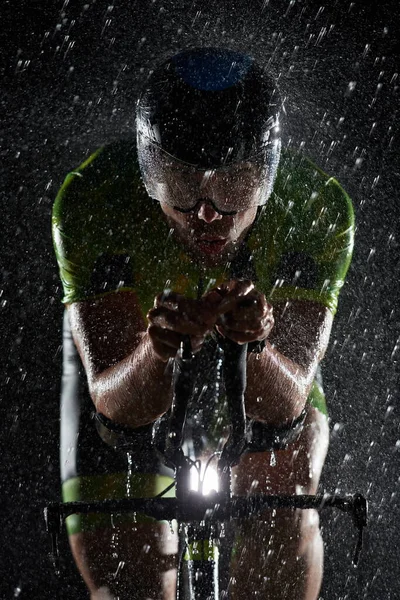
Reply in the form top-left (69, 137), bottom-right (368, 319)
top-left (90, 333), bottom-right (173, 428)
top-left (245, 342), bottom-right (314, 426)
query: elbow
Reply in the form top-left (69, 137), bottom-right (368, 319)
top-left (87, 369), bottom-right (126, 423)
top-left (88, 375), bottom-right (114, 420)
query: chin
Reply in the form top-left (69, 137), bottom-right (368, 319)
top-left (197, 254), bottom-right (226, 268)
top-left (190, 242), bottom-right (237, 268)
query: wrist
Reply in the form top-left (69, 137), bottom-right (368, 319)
top-left (247, 338), bottom-right (266, 355)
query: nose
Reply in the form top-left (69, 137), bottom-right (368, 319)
top-left (196, 201), bottom-right (223, 223)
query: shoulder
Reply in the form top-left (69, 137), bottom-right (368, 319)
top-left (51, 139), bottom-right (163, 306)
top-left (249, 149), bottom-right (355, 315)
top-left (253, 149), bottom-right (355, 249)
top-left (273, 149), bottom-right (354, 229)
top-left (53, 138), bottom-right (140, 206)
top-left (52, 139), bottom-right (149, 237)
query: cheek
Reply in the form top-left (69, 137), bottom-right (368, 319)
top-left (179, 216), bottom-right (193, 232)
top-left (233, 210), bottom-right (257, 235)
top-left (235, 219), bottom-right (247, 236)
top-left (161, 204), bottom-right (193, 232)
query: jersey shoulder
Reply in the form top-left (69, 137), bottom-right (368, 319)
top-left (250, 149), bottom-right (355, 315)
top-left (273, 149), bottom-right (354, 229)
top-left (51, 139), bottom-right (150, 303)
top-left (52, 138), bottom-right (143, 222)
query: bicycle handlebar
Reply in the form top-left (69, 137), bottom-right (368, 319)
top-left (44, 491), bottom-right (367, 570)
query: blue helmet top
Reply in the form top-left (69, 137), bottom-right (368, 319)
top-left (171, 47), bottom-right (254, 92)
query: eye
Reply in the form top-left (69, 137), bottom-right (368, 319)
top-left (166, 164), bottom-right (196, 175)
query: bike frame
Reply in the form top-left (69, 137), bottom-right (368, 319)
top-left (44, 337), bottom-right (368, 599)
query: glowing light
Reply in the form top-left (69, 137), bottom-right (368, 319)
top-left (190, 463), bottom-right (219, 496)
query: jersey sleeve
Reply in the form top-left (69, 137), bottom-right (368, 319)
top-left (52, 143), bottom-right (140, 304)
top-left (251, 152), bottom-right (355, 315)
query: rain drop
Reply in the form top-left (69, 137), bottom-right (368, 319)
top-left (346, 81), bottom-right (356, 94)
top-left (113, 560), bottom-right (125, 579)
top-left (385, 406), bottom-right (394, 418)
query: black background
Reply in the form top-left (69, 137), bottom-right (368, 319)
top-left (1, 0), bottom-right (399, 598)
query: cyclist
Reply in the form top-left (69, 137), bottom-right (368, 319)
top-left (52, 47), bottom-right (354, 599)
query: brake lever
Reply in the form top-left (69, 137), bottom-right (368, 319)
top-left (43, 504), bottom-right (62, 576)
top-left (351, 493), bottom-right (368, 566)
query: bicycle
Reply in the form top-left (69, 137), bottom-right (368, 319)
top-left (45, 336), bottom-right (368, 599)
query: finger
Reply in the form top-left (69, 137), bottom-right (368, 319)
top-left (215, 325), bottom-right (268, 344)
top-left (201, 289), bottom-right (225, 309)
top-left (235, 290), bottom-right (272, 313)
top-left (216, 291), bottom-right (273, 327)
top-left (155, 291), bottom-right (202, 319)
top-left (230, 279), bottom-right (254, 294)
top-left (213, 282), bottom-right (231, 296)
top-left (220, 295), bottom-right (273, 328)
top-left (197, 291), bottom-right (225, 326)
top-left (148, 307), bottom-right (210, 336)
top-left (215, 281), bottom-right (255, 315)
top-left (232, 295), bottom-right (264, 319)
top-left (154, 290), bottom-right (182, 309)
top-left (215, 306), bottom-right (274, 339)
top-left (155, 290), bottom-right (203, 317)
top-left (216, 279), bottom-right (253, 295)
top-left (148, 326), bottom-right (207, 361)
top-left (218, 312), bottom-right (274, 333)
top-left (154, 293), bottom-right (216, 329)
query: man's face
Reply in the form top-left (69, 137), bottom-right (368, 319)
top-left (139, 147), bottom-right (268, 266)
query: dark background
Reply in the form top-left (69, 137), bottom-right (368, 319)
top-left (1, 0), bottom-right (399, 598)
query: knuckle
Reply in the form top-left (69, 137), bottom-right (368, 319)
top-left (149, 306), bottom-right (164, 319)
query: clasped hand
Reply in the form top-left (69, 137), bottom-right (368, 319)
top-left (147, 280), bottom-right (274, 362)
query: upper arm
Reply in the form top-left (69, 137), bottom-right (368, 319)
top-left (268, 300), bottom-right (333, 382)
top-left (263, 158), bottom-right (353, 380)
top-left (67, 290), bottom-right (147, 385)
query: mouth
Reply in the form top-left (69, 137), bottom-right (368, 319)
top-left (194, 237), bottom-right (228, 255)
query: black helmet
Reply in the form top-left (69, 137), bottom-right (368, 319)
top-left (136, 47), bottom-right (282, 211)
